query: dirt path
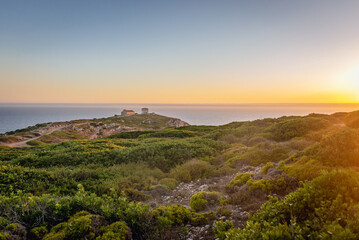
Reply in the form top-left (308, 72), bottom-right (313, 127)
top-left (6, 126), bottom-right (66, 148)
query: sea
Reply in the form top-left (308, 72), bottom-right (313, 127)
top-left (0, 103), bottom-right (359, 134)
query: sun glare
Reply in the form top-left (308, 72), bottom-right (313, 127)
top-left (346, 65), bottom-right (359, 89)
top-left (334, 64), bottom-right (359, 102)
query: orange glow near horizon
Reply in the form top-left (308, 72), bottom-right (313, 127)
top-left (1, 1), bottom-right (359, 104)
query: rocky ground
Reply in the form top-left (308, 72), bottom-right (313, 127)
top-left (146, 165), bottom-right (262, 240)
top-left (145, 162), bottom-right (300, 240)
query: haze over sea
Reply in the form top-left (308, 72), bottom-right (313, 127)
top-left (1, 103), bottom-right (359, 134)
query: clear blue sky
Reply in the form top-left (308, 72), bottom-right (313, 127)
top-left (1, 0), bottom-right (359, 103)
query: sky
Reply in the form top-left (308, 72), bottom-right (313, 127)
top-left (1, 0), bottom-right (359, 104)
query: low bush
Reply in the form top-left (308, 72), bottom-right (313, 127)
top-left (265, 117), bottom-right (330, 142)
top-left (260, 162), bottom-right (274, 174)
top-left (158, 178), bottom-right (178, 190)
top-left (26, 140), bottom-right (45, 146)
top-left (312, 128), bottom-right (359, 167)
top-left (216, 170), bottom-right (359, 239)
top-left (43, 211), bottom-right (107, 240)
top-left (29, 226), bottom-right (48, 240)
top-left (227, 172), bottom-right (253, 189)
top-left (139, 129), bottom-right (196, 138)
top-left (190, 191), bottom-right (222, 212)
top-left (169, 159), bottom-right (216, 183)
top-left (98, 221), bottom-right (130, 240)
top-left (213, 220), bottom-right (234, 240)
top-left (225, 143), bottom-right (290, 167)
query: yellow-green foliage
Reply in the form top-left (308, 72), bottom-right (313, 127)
top-left (247, 179), bottom-right (274, 192)
top-left (43, 211), bottom-right (105, 240)
top-left (0, 223), bottom-right (26, 240)
top-left (190, 191), bottom-right (222, 212)
top-left (29, 226), bottom-right (48, 240)
top-left (2, 111), bottom-right (359, 239)
top-left (213, 220), bottom-right (234, 240)
top-left (215, 170), bottom-right (359, 239)
top-left (283, 156), bottom-right (331, 181)
top-left (229, 172), bottom-right (286, 193)
top-left (46, 212), bottom-right (125, 240)
top-left (97, 221), bottom-right (129, 240)
top-left (0, 217), bottom-right (9, 229)
top-left (190, 191), bottom-right (208, 212)
top-left (0, 233), bottom-right (8, 240)
top-left (190, 212), bottom-right (215, 226)
top-left (27, 140), bottom-right (45, 146)
top-left (261, 162), bottom-right (274, 174)
top-left (169, 159), bottom-right (216, 182)
top-left (228, 172), bottom-right (253, 188)
top-left (151, 205), bottom-right (192, 229)
top-left (216, 206), bottom-right (232, 218)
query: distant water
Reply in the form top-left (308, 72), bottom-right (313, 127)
top-left (0, 103), bottom-right (359, 134)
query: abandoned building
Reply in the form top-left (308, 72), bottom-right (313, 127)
top-left (121, 109), bottom-right (135, 116)
top-left (141, 108), bottom-right (149, 114)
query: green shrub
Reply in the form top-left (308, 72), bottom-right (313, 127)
top-left (11, 138), bottom-right (223, 172)
top-left (1, 223), bottom-right (27, 240)
top-left (190, 191), bottom-right (222, 212)
top-left (217, 170), bottom-right (359, 239)
top-left (247, 179), bottom-right (275, 192)
top-left (190, 191), bottom-right (208, 212)
top-left (225, 143), bottom-right (290, 167)
top-left (190, 212), bottom-right (214, 226)
top-left (283, 157), bottom-right (330, 181)
top-left (108, 131), bottom-right (156, 139)
top-left (43, 211), bottom-right (106, 240)
top-left (228, 172), bottom-right (253, 189)
top-left (151, 205), bottom-right (192, 229)
top-left (313, 128), bottom-right (359, 167)
top-left (261, 162), bottom-right (274, 174)
top-left (0, 217), bottom-right (9, 230)
top-left (27, 140), bottom-right (45, 146)
top-left (216, 206), bottom-right (232, 218)
top-left (29, 226), bottom-right (48, 240)
top-left (213, 220), bottom-right (234, 240)
top-left (139, 129), bottom-right (196, 138)
top-left (0, 184), bottom-right (150, 236)
top-left (97, 221), bottom-right (129, 240)
top-left (265, 117), bottom-right (330, 141)
top-left (169, 159), bottom-right (216, 182)
top-left (158, 178), bottom-right (178, 190)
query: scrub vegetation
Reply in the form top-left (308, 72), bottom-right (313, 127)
top-left (1, 111), bottom-right (359, 239)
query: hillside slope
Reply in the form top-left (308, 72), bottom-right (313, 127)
top-left (0, 113), bottom-right (189, 147)
top-left (1, 111), bottom-right (359, 239)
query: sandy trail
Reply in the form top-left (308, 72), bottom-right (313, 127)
top-left (5, 126), bottom-right (66, 148)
